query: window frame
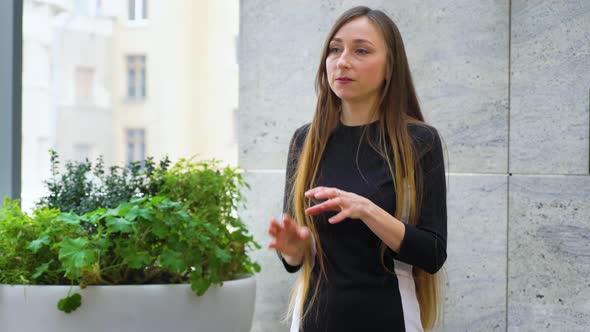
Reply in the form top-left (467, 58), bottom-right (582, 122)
top-left (0, 0), bottom-right (22, 200)
top-left (126, 54), bottom-right (147, 101)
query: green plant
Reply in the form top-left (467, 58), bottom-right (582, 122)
top-left (0, 198), bottom-right (67, 285)
top-left (0, 155), bottom-right (260, 313)
top-left (37, 150), bottom-right (170, 215)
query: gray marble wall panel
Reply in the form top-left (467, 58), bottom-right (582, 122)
top-left (510, 1), bottom-right (590, 174)
top-left (238, 0), bottom-right (590, 331)
top-left (238, 171), bottom-right (296, 332)
top-left (436, 175), bottom-right (507, 332)
top-left (239, 0), bottom-right (509, 173)
top-left (507, 175), bottom-right (590, 331)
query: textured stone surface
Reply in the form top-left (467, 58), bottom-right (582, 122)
top-left (238, 1), bottom-right (590, 331)
top-left (508, 175), bottom-right (590, 331)
top-left (238, 171), bottom-right (295, 332)
top-left (435, 175), bottom-right (507, 332)
top-left (510, 1), bottom-right (590, 174)
top-left (239, 0), bottom-right (509, 173)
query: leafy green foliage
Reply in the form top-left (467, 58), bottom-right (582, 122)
top-left (37, 150), bottom-right (170, 215)
top-left (0, 155), bottom-right (261, 314)
top-left (0, 198), bottom-right (68, 285)
top-left (57, 293), bottom-right (81, 313)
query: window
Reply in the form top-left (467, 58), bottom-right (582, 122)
top-left (126, 128), bottom-right (145, 164)
top-left (128, 0), bottom-right (148, 21)
top-left (126, 55), bottom-right (146, 100)
top-left (75, 66), bottom-right (94, 104)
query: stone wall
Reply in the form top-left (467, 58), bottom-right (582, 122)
top-left (238, 1), bottom-right (590, 331)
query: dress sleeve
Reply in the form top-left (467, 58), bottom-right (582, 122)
top-left (392, 126), bottom-right (447, 274)
top-left (277, 124), bottom-right (308, 273)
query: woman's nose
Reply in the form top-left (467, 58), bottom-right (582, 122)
top-left (336, 51), bottom-right (351, 69)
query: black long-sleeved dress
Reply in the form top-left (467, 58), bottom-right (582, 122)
top-left (278, 118), bottom-right (447, 332)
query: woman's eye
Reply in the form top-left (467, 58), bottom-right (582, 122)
top-left (330, 47), bottom-right (340, 53)
top-left (356, 49), bottom-right (368, 55)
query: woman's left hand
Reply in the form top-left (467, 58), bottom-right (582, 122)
top-left (304, 186), bottom-right (373, 224)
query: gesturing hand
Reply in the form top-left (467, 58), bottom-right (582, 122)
top-left (267, 213), bottom-right (311, 264)
top-left (304, 186), bottom-right (372, 224)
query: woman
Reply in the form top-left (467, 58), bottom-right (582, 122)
top-left (267, 6), bottom-right (447, 332)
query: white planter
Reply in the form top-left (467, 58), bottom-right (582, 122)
top-left (0, 275), bottom-right (256, 332)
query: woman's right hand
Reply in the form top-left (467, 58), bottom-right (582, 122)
top-left (268, 213), bottom-right (311, 266)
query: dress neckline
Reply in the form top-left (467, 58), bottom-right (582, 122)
top-left (336, 118), bottom-right (381, 132)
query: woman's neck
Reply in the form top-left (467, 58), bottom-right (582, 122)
top-left (340, 98), bottom-right (379, 126)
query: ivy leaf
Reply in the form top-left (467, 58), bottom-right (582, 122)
top-left (190, 272), bottom-right (210, 296)
top-left (27, 234), bottom-right (50, 253)
top-left (118, 245), bottom-right (151, 269)
top-left (251, 262), bottom-right (261, 273)
top-left (150, 196), bottom-right (165, 205)
top-left (56, 213), bottom-right (81, 225)
top-left (125, 206), bottom-right (153, 221)
top-left (151, 222), bottom-right (168, 239)
top-left (31, 261), bottom-right (53, 279)
top-left (57, 238), bottom-right (96, 279)
top-left (95, 238), bottom-right (112, 251)
top-left (160, 249), bottom-right (187, 273)
top-left (175, 210), bottom-right (191, 222)
top-left (57, 293), bottom-right (82, 313)
top-left (106, 217), bottom-right (134, 233)
top-left (124, 206), bottom-right (141, 221)
top-left (103, 206), bottom-right (121, 218)
top-left (86, 207), bottom-right (106, 223)
top-left (137, 207), bottom-right (154, 220)
top-left (203, 223), bottom-right (220, 236)
top-left (214, 247), bottom-right (231, 263)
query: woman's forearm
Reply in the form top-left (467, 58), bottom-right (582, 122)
top-left (361, 202), bottom-right (406, 253)
top-left (280, 251), bottom-right (304, 266)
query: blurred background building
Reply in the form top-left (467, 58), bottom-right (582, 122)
top-left (20, 0), bottom-right (239, 211)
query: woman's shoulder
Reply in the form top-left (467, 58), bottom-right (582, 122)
top-left (290, 122), bottom-right (312, 148)
top-left (407, 122), bottom-right (443, 158)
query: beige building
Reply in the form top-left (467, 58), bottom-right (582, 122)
top-left (21, 0), bottom-right (71, 211)
top-left (21, 0), bottom-right (239, 211)
top-left (110, 0), bottom-right (239, 166)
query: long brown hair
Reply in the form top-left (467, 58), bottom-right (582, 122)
top-left (283, 6), bottom-right (447, 330)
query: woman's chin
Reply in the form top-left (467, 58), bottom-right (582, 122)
top-left (332, 91), bottom-right (358, 102)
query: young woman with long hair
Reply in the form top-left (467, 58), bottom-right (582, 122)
top-left (267, 6), bottom-right (448, 332)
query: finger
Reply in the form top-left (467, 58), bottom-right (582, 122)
top-left (283, 213), bottom-right (297, 232)
top-left (305, 197), bottom-right (343, 215)
top-left (272, 217), bottom-right (285, 232)
top-left (304, 186), bottom-right (326, 198)
top-left (269, 218), bottom-right (282, 234)
top-left (268, 225), bottom-right (279, 237)
top-left (298, 226), bottom-right (310, 240)
top-left (313, 188), bottom-right (341, 200)
top-left (268, 240), bottom-right (280, 250)
top-left (328, 210), bottom-right (347, 224)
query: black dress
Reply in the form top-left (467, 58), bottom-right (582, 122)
top-left (278, 119), bottom-right (447, 332)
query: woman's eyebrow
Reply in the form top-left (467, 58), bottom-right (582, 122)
top-left (330, 37), bottom-right (375, 46)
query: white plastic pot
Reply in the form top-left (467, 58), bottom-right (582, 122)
top-left (0, 275), bottom-right (256, 332)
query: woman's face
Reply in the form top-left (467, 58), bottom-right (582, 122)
top-left (326, 16), bottom-right (388, 104)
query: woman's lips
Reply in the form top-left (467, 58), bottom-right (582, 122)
top-left (336, 78), bottom-right (353, 84)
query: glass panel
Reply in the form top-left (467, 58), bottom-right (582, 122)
top-left (140, 68), bottom-right (146, 98)
top-left (128, 0), bottom-right (135, 20)
top-left (127, 141), bottom-right (134, 164)
top-left (128, 69), bottom-right (136, 98)
top-left (142, 0), bottom-right (148, 20)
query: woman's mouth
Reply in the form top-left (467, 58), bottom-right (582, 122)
top-left (336, 77), bottom-right (354, 84)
